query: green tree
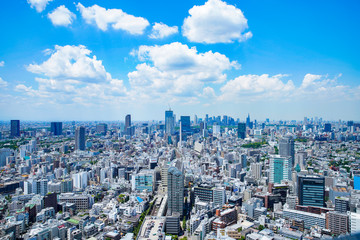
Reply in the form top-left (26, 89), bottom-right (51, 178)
top-left (274, 146), bottom-right (279, 154)
top-left (182, 216), bottom-right (186, 230)
top-left (258, 225), bottom-right (265, 231)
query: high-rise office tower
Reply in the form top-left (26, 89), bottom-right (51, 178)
top-left (10, 120), bottom-right (20, 138)
top-left (125, 114), bottom-right (133, 136)
top-left (269, 156), bottom-right (292, 184)
top-left (279, 136), bottom-right (295, 165)
top-left (194, 115), bottom-right (198, 125)
top-left (165, 110), bottom-right (175, 135)
top-left (246, 114), bottom-right (251, 128)
top-left (237, 122), bottom-right (246, 139)
top-left (324, 123), bottom-right (332, 132)
top-left (180, 116), bottom-right (191, 132)
top-left (75, 126), bottom-right (86, 151)
top-left (168, 166), bottom-right (184, 216)
top-left (298, 175), bottom-right (325, 207)
top-left (51, 122), bottom-right (63, 136)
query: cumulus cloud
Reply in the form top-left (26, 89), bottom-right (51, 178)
top-left (0, 78), bottom-right (8, 87)
top-left (27, 45), bottom-right (111, 83)
top-left (19, 45), bottom-right (127, 105)
top-left (76, 3), bottom-right (149, 35)
top-left (27, 0), bottom-right (53, 13)
top-left (129, 42), bottom-right (238, 101)
top-left (182, 0), bottom-right (252, 43)
top-left (0, 61), bottom-right (4, 67)
top-left (149, 22), bottom-right (178, 39)
top-left (295, 73), bottom-right (357, 101)
top-left (219, 73), bottom-right (360, 102)
top-left (219, 74), bottom-right (295, 101)
top-left (301, 73), bottom-right (322, 88)
top-left (16, 44), bottom-right (359, 110)
top-left (202, 87), bottom-right (216, 99)
top-left (48, 5), bottom-right (76, 27)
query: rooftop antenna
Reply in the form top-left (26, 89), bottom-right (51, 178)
top-left (168, 104), bottom-right (171, 111)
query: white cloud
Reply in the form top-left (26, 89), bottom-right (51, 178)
top-left (295, 73), bottom-right (357, 101)
top-left (219, 73), bottom-right (360, 102)
top-left (27, 45), bottom-right (111, 83)
top-left (301, 73), bottom-right (322, 88)
top-left (48, 5), bottom-right (76, 27)
top-left (15, 84), bottom-right (39, 97)
top-left (76, 3), bottom-right (149, 35)
top-left (219, 74), bottom-right (295, 101)
top-left (0, 77), bottom-right (8, 87)
top-left (149, 22), bottom-right (178, 39)
top-left (19, 45), bottom-right (127, 105)
top-left (182, 0), bottom-right (252, 43)
top-left (202, 87), bottom-right (216, 99)
top-left (129, 42), bottom-right (238, 100)
top-left (27, 0), bottom-right (53, 13)
top-left (0, 61), bottom-right (4, 67)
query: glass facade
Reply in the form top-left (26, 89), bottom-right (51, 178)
top-left (298, 176), bottom-right (325, 207)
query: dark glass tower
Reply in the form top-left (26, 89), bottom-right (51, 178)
top-left (298, 175), bottom-right (325, 207)
top-left (237, 122), bottom-right (246, 139)
top-left (10, 120), bottom-right (20, 138)
top-left (180, 116), bottom-right (191, 132)
top-left (75, 126), bottom-right (86, 151)
top-left (125, 114), bottom-right (131, 136)
top-left (51, 122), bottom-right (63, 136)
top-left (324, 123), bottom-right (332, 132)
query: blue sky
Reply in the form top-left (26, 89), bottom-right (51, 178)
top-left (0, 0), bottom-right (359, 121)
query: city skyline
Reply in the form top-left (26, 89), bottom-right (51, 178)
top-left (0, 0), bottom-right (359, 120)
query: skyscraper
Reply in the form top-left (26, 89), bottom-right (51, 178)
top-left (75, 126), bottom-right (86, 151)
top-left (10, 120), bottom-right (20, 138)
top-left (165, 110), bottom-right (175, 135)
top-left (269, 156), bottom-right (292, 184)
top-left (125, 114), bottom-right (132, 136)
top-left (324, 123), bottom-right (332, 132)
top-left (237, 122), bottom-right (246, 139)
top-left (279, 136), bottom-right (295, 165)
top-left (246, 114), bottom-right (251, 128)
top-left (51, 122), bottom-right (63, 136)
top-left (168, 166), bottom-right (184, 216)
top-left (298, 175), bottom-right (325, 207)
top-left (304, 117), bottom-right (308, 125)
top-left (180, 116), bottom-right (191, 132)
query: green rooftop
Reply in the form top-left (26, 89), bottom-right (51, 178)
top-left (67, 218), bottom-right (80, 225)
